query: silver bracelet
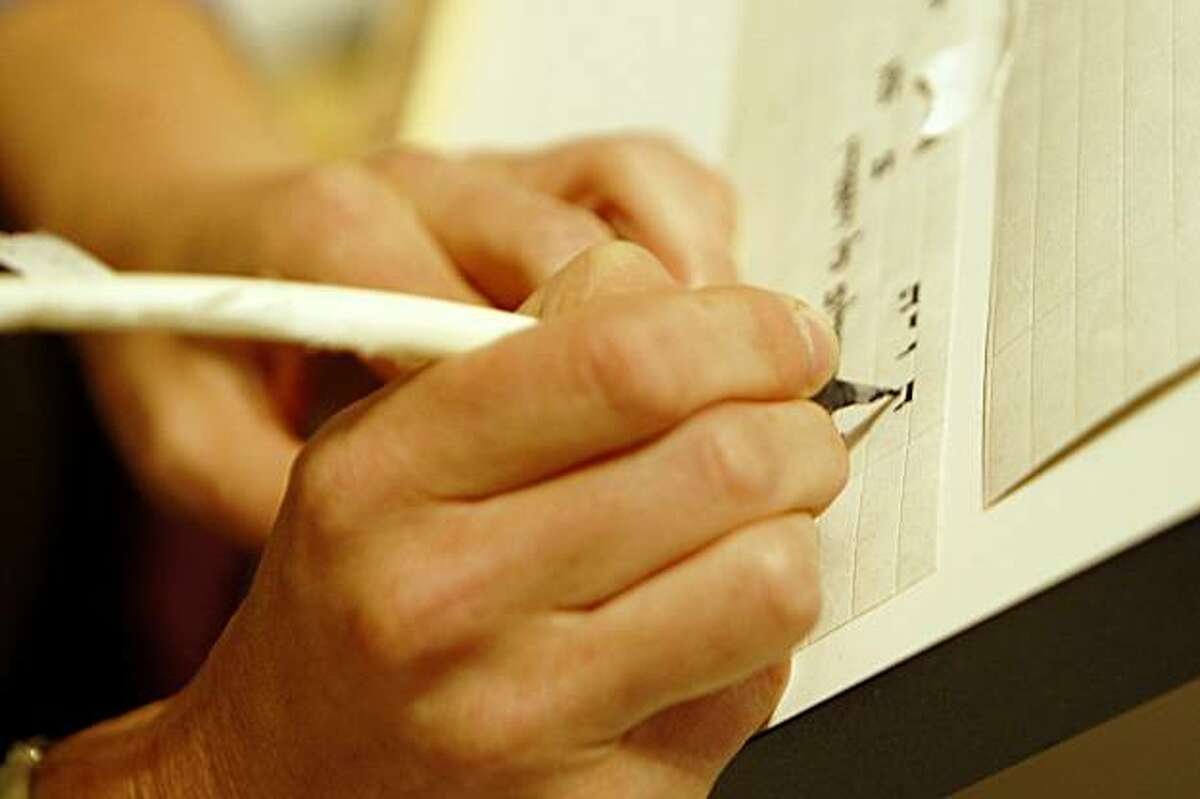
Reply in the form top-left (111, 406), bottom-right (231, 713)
top-left (0, 739), bottom-right (47, 799)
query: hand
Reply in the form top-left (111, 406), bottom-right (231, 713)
top-left (173, 134), bottom-right (738, 303)
top-left (80, 136), bottom-right (738, 543)
top-left (96, 242), bottom-right (844, 798)
top-left (75, 334), bottom-right (300, 544)
top-left (378, 134), bottom-right (740, 294)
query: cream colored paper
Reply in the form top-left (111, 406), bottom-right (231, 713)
top-left (766, 0), bottom-right (1200, 725)
top-left (985, 0), bottom-right (1200, 501)
top-left (729, 0), bottom-right (1005, 640)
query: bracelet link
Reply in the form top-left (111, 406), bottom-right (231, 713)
top-left (0, 739), bottom-right (48, 799)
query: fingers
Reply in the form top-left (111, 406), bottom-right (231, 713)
top-left (484, 399), bottom-right (846, 608)
top-left (331, 243), bottom-right (839, 502)
top-left (224, 164), bottom-right (486, 305)
top-left (373, 151), bottom-right (614, 307)
top-left (78, 334), bottom-right (300, 544)
top-left (250, 165), bottom-right (488, 382)
top-left (483, 136), bottom-right (740, 286)
top-left (516, 239), bottom-right (678, 318)
top-left (582, 512), bottom-right (820, 734)
top-left (614, 663), bottom-right (791, 794)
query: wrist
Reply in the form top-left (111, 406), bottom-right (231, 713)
top-left (31, 700), bottom-right (195, 799)
top-left (31, 679), bottom-right (263, 799)
top-left (30, 609), bottom-right (282, 799)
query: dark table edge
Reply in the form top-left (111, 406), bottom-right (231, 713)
top-left (713, 509), bottom-right (1200, 798)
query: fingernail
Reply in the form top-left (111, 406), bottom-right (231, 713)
top-left (791, 300), bottom-right (839, 387)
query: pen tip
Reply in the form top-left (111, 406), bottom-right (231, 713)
top-left (813, 379), bottom-right (904, 413)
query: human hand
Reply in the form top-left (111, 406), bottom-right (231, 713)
top-left (138, 242), bottom-right (847, 798)
top-left (80, 136), bottom-right (737, 543)
top-left (75, 334), bottom-right (300, 545)
top-left (378, 134), bottom-right (740, 295)
top-left (170, 134), bottom-right (738, 303)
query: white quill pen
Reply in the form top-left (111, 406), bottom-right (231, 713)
top-left (0, 233), bottom-right (536, 360)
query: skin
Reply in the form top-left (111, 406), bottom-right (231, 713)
top-left (33, 243), bottom-right (848, 797)
top-left (0, 0), bottom-right (738, 545)
top-left (0, 0), bottom-right (850, 794)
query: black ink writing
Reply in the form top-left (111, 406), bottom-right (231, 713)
top-left (823, 281), bottom-right (857, 340)
top-left (878, 59), bottom-right (905, 104)
top-left (834, 137), bottom-right (862, 228)
top-left (893, 379), bottom-right (916, 412)
top-left (829, 230), bottom-right (862, 272)
top-left (870, 150), bottom-right (897, 179)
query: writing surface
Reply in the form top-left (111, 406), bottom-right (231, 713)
top-left (729, 0), bottom-right (996, 638)
top-left (985, 0), bottom-right (1200, 501)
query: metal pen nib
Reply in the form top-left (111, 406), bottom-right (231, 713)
top-left (812, 378), bottom-right (900, 413)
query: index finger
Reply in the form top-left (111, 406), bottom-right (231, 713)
top-left (487, 137), bottom-right (741, 286)
top-left (335, 244), bottom-right (838, 501)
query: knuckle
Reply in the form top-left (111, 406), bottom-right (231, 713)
top-left (591, 134), bottom-right (688, 179)
top-left (571, 318), bottom-right (686, 427)
top-left (566, 207), bottom-right (615, 249)
top-left (546, 203), bottom-right (612, 242)
top-left (530, 240), bottom-right (677, 317)
top-left (293, 515), bottom-right (499, 666)
top-left (756, 661), bottom-right (792, 702)
top-left (576, 239), bottom-right (664, 274)
top-left (267, 164), bottom-right (398, 270)
top-left (693, 407), bottom-right (781, 505)
top-left (282, 164), bottom-right (381, 226)
top-left (745, 523), bottom-right (821, 638)
top-left (736, 661), bottom-right (791, 724)
top-left (340, 572), bottom-right (489, 671)
top-left (460, 706), bottom-right (545, 771)
top-left (593, 136), bottom-right (656, 175)
top-left (412, 676), bottom-right (555, 774)
top-left (283, 443), bottom-right (361, 543)
top-left (524, 201), bottom-right (613, 265)
top-left (596, 134), bottom-right (732, 196)
top-left (566, 240), bottom-right (673, 291)
top-left (373, 147), bottom-right (442, 181)
top-left (394, 566), bottom-right (498, 658)
top-left (338, 578), bottom-right (407, 665)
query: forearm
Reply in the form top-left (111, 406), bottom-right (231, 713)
top-left (0, 0), bottom-right (303, 262)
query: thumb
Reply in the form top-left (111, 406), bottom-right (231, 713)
top-left (518, 240), bottom-right (680, 320)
